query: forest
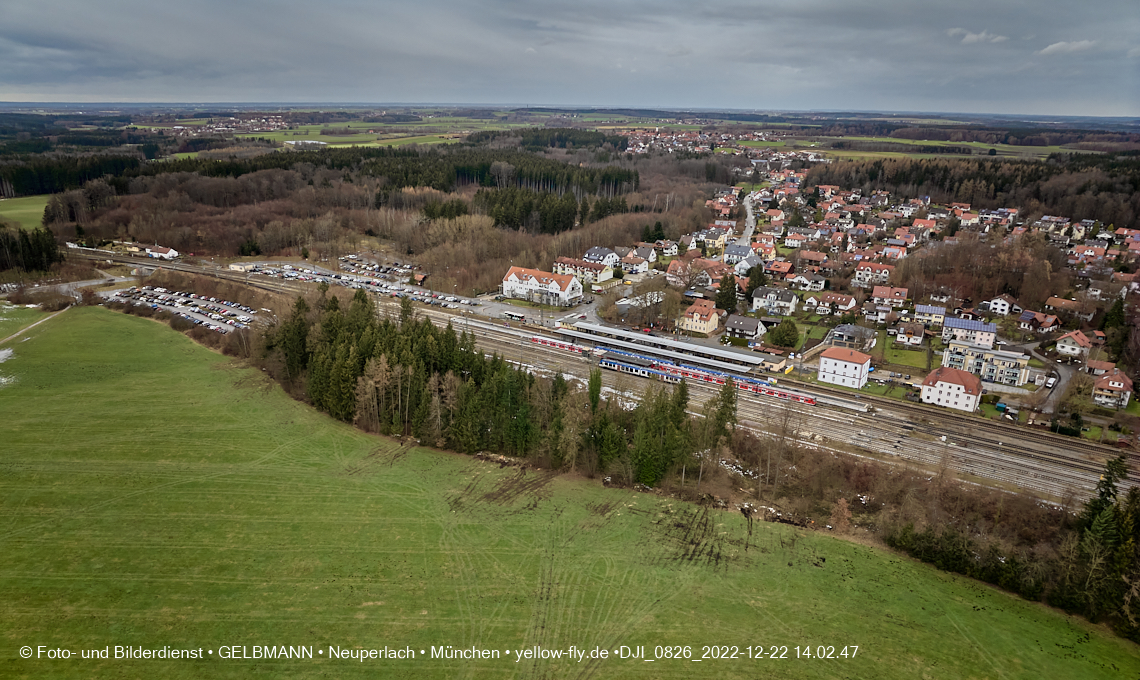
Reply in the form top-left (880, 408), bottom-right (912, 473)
top-left (0, 225), bottom-right (63, 272)
top-left (467, 128), bottom-right (628, 150)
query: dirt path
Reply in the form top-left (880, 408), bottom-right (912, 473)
top-left (0, 306), bottom-right (69, 346)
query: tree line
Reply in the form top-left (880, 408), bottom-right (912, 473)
top-left (0, 225), bottom-right (63, 273)
top-left (473, 188), bottom-right (630, 233)
top-left (0, 155), bottom-right (141, 198)
top-left (805, 155), bottom-right (1140, 229)
top-left (266, 290), bottom-right (736, 486)
top-left (886, 455), bottom-right (1140, 640)
top-left (467, 128), bottom-right (629, 150)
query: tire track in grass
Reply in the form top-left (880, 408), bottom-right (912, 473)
top-left (515, 505), bottom-right (699, 680)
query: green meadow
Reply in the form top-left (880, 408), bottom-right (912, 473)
top-left (0, 301), bottom-right (49, 342)
top-left (0, 307), bottom-right (1136, 679)
top-left (0, 194), bottom-right (50, 230)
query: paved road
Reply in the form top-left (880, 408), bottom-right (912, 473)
top-left (736, 196), bottom-right (757, 246)
top-left (1020, 341), bottom-right (1071, 414)
top-left (28, 270), bottom-right (133, 298)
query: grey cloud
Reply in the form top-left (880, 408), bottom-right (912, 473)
top-left (0, 0), bottom-right (1135, 115)
top-left (1038, 40), bottom-right (1097, 55)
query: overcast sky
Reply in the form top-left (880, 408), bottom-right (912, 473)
top-left (2, 0), bottom-right (1138, 116)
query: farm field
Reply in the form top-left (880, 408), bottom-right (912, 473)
top-left (816, 136), bottom-right (1093, 159)
top-left (0, 194), bottom-right (50, 230)
top-left (0, 308), bottom-right (1137, 679)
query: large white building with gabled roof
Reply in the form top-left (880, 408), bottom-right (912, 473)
top-left (501, 267), bottom-right (583, 307)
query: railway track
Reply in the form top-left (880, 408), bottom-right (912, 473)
top-left (72, 256), bottom-right (1123, 499)
top-left (436, 315), bottom-right (1117, 498)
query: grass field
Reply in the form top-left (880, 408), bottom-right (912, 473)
top-left (816, 136), bottom-right (1095, 160)
top-left (0, 194), bottom-right (50, 230)
top-left (0, 308), bottom-right (1137, 679)
top-left (0, 301), bottom-right (49, 343)
top-left (884, 346), bottom-right (929, 369)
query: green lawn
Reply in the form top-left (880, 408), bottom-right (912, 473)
top-left (0, 194), bottom-right (50, 230)
top-left (1028, 357), bottom-right (1046, 369)
top-left (1082, 426), bottom-right (1119, 443)
top-left (0, 301), bottom-right (50, 342)
top-left (0, 308), bottom-right (1137, 679)
top-left (885, 346), bottom-right (928, 369)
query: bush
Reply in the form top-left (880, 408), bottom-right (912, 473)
top-left (170, 316), bottom-right (195, 332)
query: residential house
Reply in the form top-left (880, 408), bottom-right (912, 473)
top-left (1093, 369), bottom-right (1133, 409)
top-left (826, 323), bottom-right (878, 351)
top-left (853, 262), bottom-right (895, 287)
top-left (501, 266), bottom-right (583, 307)
top-left (798, 250), bottom-right (829, 267)
top-left (723, 243), bottom-right (754, 265)
top-left (986, 294), bottom-right (1021, 316)
top-left (696, 261), bottom-right (733, 288)
top-left (929, 289), bottom-right (953, 304)
top-left (783, 233), bottom-right (809, 249)
top-left (655, 240), bottom-right (679, 257)
top-left (895, 322), bottom-right (925, 346)
top-left (863, 302), bottom-right (891, 324)
top-left (913, 305), bottom-right (947, 326)
top-left (146, 245), bottom-right (179, 260)
top-left (942, 340), bottom-right (1030, 386)
top-left (921, 367), bottom-right (982, 413)
top-left (789, 273), bottom-right (826, 292)
top-left (942, 318), bottom-right (997, 349)
top-left (820, 292), bottom-right (857, 312)
top-left (734, 255), bottom-right (765, 279)
top-left (1086, 360), bottom-right (1116, 376)
top-left (1045, 296), bottom-right (1095, 323)
top-left (583, 247), bottom-right (620, 268)
top-left (818, 347), bottom-right (872, 389)
top-left (871, 286), bottom-right (909, 308)
top-left (724, 314), bottom-right (767, 340)
top-left (1018, 310), bottom-right (1061, 333)
top-left (1055, 330), bottom-right (1092, 357)
top-left (752, 287), bottom-right (799, 316)
top-left (553, 257), bottom-right (613, 286)
top-left (765, 260), bottom-right (793, 278)
top-left (620, 254), bottom-right (649, 275)
top-left (633, 245), bottom-right (658, 263)
top-left (679, 299), bottom-right (720, 335)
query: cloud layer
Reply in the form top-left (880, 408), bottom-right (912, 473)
top-left (0, 0), bottom-right (1137, 116)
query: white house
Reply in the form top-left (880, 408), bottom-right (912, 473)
top-left (146, 245), bottom-right (179, 260)
top-left (986, 294), bottom-right (1021, 316)
top-left (620, 254), bottom-right (649, 275)
top-left (853, 262), bottom-right (894, 287)
top-left (818, 347), bottom-right (872, 389)
top-left (921, 366), bottom-right (982, 412)
top-left (582, 247), bottom-right (620, 269)
top-left (501, 266), bottom-right (583, 307)
top-left (1094, 369), bottom-right (1133, 409)
top-left (1056, 330), bottom-right (1092, 357)
top-left (734, 255), bottom-right (765, 279)
top-left (553, 257), bottom-right (612, 285)
top-left (752, 287), bottom-right (798, 316)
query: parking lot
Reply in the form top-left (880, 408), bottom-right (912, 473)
top-left (245, 258), bottom-right (484, 311)
top-left (106, 286), bottom-right (257, 334)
